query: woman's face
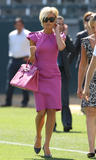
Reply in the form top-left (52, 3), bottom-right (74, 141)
top-left (91, 22), bottom-right (96, 36)
top-left (43, 12), bottom-right (56, 31)
top-left (56, 18), bottom-right (64, 32)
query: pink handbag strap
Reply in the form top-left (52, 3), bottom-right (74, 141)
top-left (26, 59), bottom-right (30, 68)
top-left (26, 60), bottom-right (35, 69)
top-left (26, 55), bottom-right (37, 68)
top-left (26, 60), bottom-right (38, 72)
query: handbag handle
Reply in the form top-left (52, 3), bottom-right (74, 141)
top-left (26, 59), bottom-right (35, 69)
top-left (26, 59), bottom-right (30, 68)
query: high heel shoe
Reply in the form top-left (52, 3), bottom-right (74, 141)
top-left (34, 136), bottom-right (41, 154)
top-left (87, 152), bottom-right (95, 158)
top-left (34, 147), bottom-right (41, 154)
top-left (43, 145), bottom-right (52, 158)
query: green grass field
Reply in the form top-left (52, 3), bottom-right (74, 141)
top-left (0, 107), bottom-right (94, 160)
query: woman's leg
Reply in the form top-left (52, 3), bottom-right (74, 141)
top-left (34, 109), bottom-right (46, 148)
top-left (44, 109), bottom-right (56, 155)
top-left (95, 116), bottom-right (96, 149)
top-left (86, 107), bottom-right (96, 153)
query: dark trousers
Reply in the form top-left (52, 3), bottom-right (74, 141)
top-left (5, 57), bottom-right (29, 105)
top-left (60, 69), bottom-right (72, 128)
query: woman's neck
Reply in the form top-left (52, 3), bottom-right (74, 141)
top-left (87, 27), bottom-right (93, 35)
top-left (93, 34), bottom-right (96, 40)
top-left (43, 29), bottom-right (53, 34)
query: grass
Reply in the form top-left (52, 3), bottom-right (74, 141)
top-left (0, 107), bottom-right (93, 160)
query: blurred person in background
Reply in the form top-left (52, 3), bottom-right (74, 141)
top-left (77, 14), bottom-right (96, 158)
top-left (27, 7), bottom-right (66, 158)
top-left (74, 11), bottom-right (93, 68)
top-left (1, 17), bottom-right (30, 107)
top-left (53, 16), bottom-right (75, 132)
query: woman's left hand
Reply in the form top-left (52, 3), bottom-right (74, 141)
top-left (54, 24), bottom-right (66, 51)
top-left (54, 24), bottom-right (60, 34)
top-left (82, 87), bottom-right (90, 101)
top-left (63, 24), bottom-right (68, 35)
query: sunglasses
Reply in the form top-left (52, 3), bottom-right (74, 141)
top-left (85, 16), bottom-right (91, 22)
top-left (43, 17), bottom-right (56, 23)
top-left (93, 15), bottom-right (96, 21)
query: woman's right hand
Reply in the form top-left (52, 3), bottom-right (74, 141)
top-left (82, 87), bottom-right (90, 101)
top-left (28, 54), bottom-right (35, 63)
top-left (77, 88), bottom-right (83, 99)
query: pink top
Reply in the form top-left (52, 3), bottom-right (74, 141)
top-left (27, 31), bottom-right (65, 75)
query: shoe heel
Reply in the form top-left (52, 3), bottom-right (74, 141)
top-left (87, 152), bottom-right (95, 158)
top-left (34, 147), bottom-right (41, 154)
top-left (43, 145), bottom-right (52, 158)
top-left (34, 136), bottom-right (41, 154)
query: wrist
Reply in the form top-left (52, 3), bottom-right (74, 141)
top-left (55, 30), bottom-right (60, 35)
top-left (78, 87), bottom-right (82, 91)
top-left (84, 85), bottom-right (89, 90)
top-left (30, 46), bottom-right (36, 52)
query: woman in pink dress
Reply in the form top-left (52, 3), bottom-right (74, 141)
top-left (27, 6), bottom-right (66, 158)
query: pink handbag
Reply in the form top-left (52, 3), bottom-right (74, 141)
top-left (10, 63), bottom-right (39, 92)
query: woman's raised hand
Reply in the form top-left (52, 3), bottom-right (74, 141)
top-left (54, 24), bottom-right (60, 34)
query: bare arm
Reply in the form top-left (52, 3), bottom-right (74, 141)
top-left (29, 40), bottom-right (36, 63)
top-left (84, 56), bottom-right (96, 89)
top-left (54, 25), bottom-right (66, 51)
top-left (82, 56), bottom-right (96, 100)
top-left (77, 44), bottom-right (88, 98)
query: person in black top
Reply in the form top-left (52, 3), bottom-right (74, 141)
top-left (75, 11), bottom-right (93, 68)
top-left (54, 16), bottom-right (75, 132)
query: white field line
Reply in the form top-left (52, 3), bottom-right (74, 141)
top-left (70, 105), bottom-right (81, 110)
top-left (0, 140), bottom-right (87, 154)
top-left (70, 106), bottom-right (81, 110)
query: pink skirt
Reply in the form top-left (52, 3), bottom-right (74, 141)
top-left (34, 73), bottom-right (61, 112)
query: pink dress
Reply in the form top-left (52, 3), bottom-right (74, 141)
top-left (27, 31), bottom-right (65, 112)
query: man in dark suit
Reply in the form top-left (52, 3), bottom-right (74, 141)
top-left (75, 11), bottom-right (93, 68)
top-left (54, 16), bottom-right (75, 132)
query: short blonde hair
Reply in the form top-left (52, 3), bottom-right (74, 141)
top-left (39, 6), bottom-right (59, 26)
top-left (89, 13), bottom-right (96, 28)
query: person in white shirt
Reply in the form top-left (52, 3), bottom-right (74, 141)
top-left (1, 17), bottom-right (30, 107)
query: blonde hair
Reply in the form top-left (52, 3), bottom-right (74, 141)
top-left (39, 6), bottom-right (59, 26)
top-left (89, 13), bottom-right (96, 29)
